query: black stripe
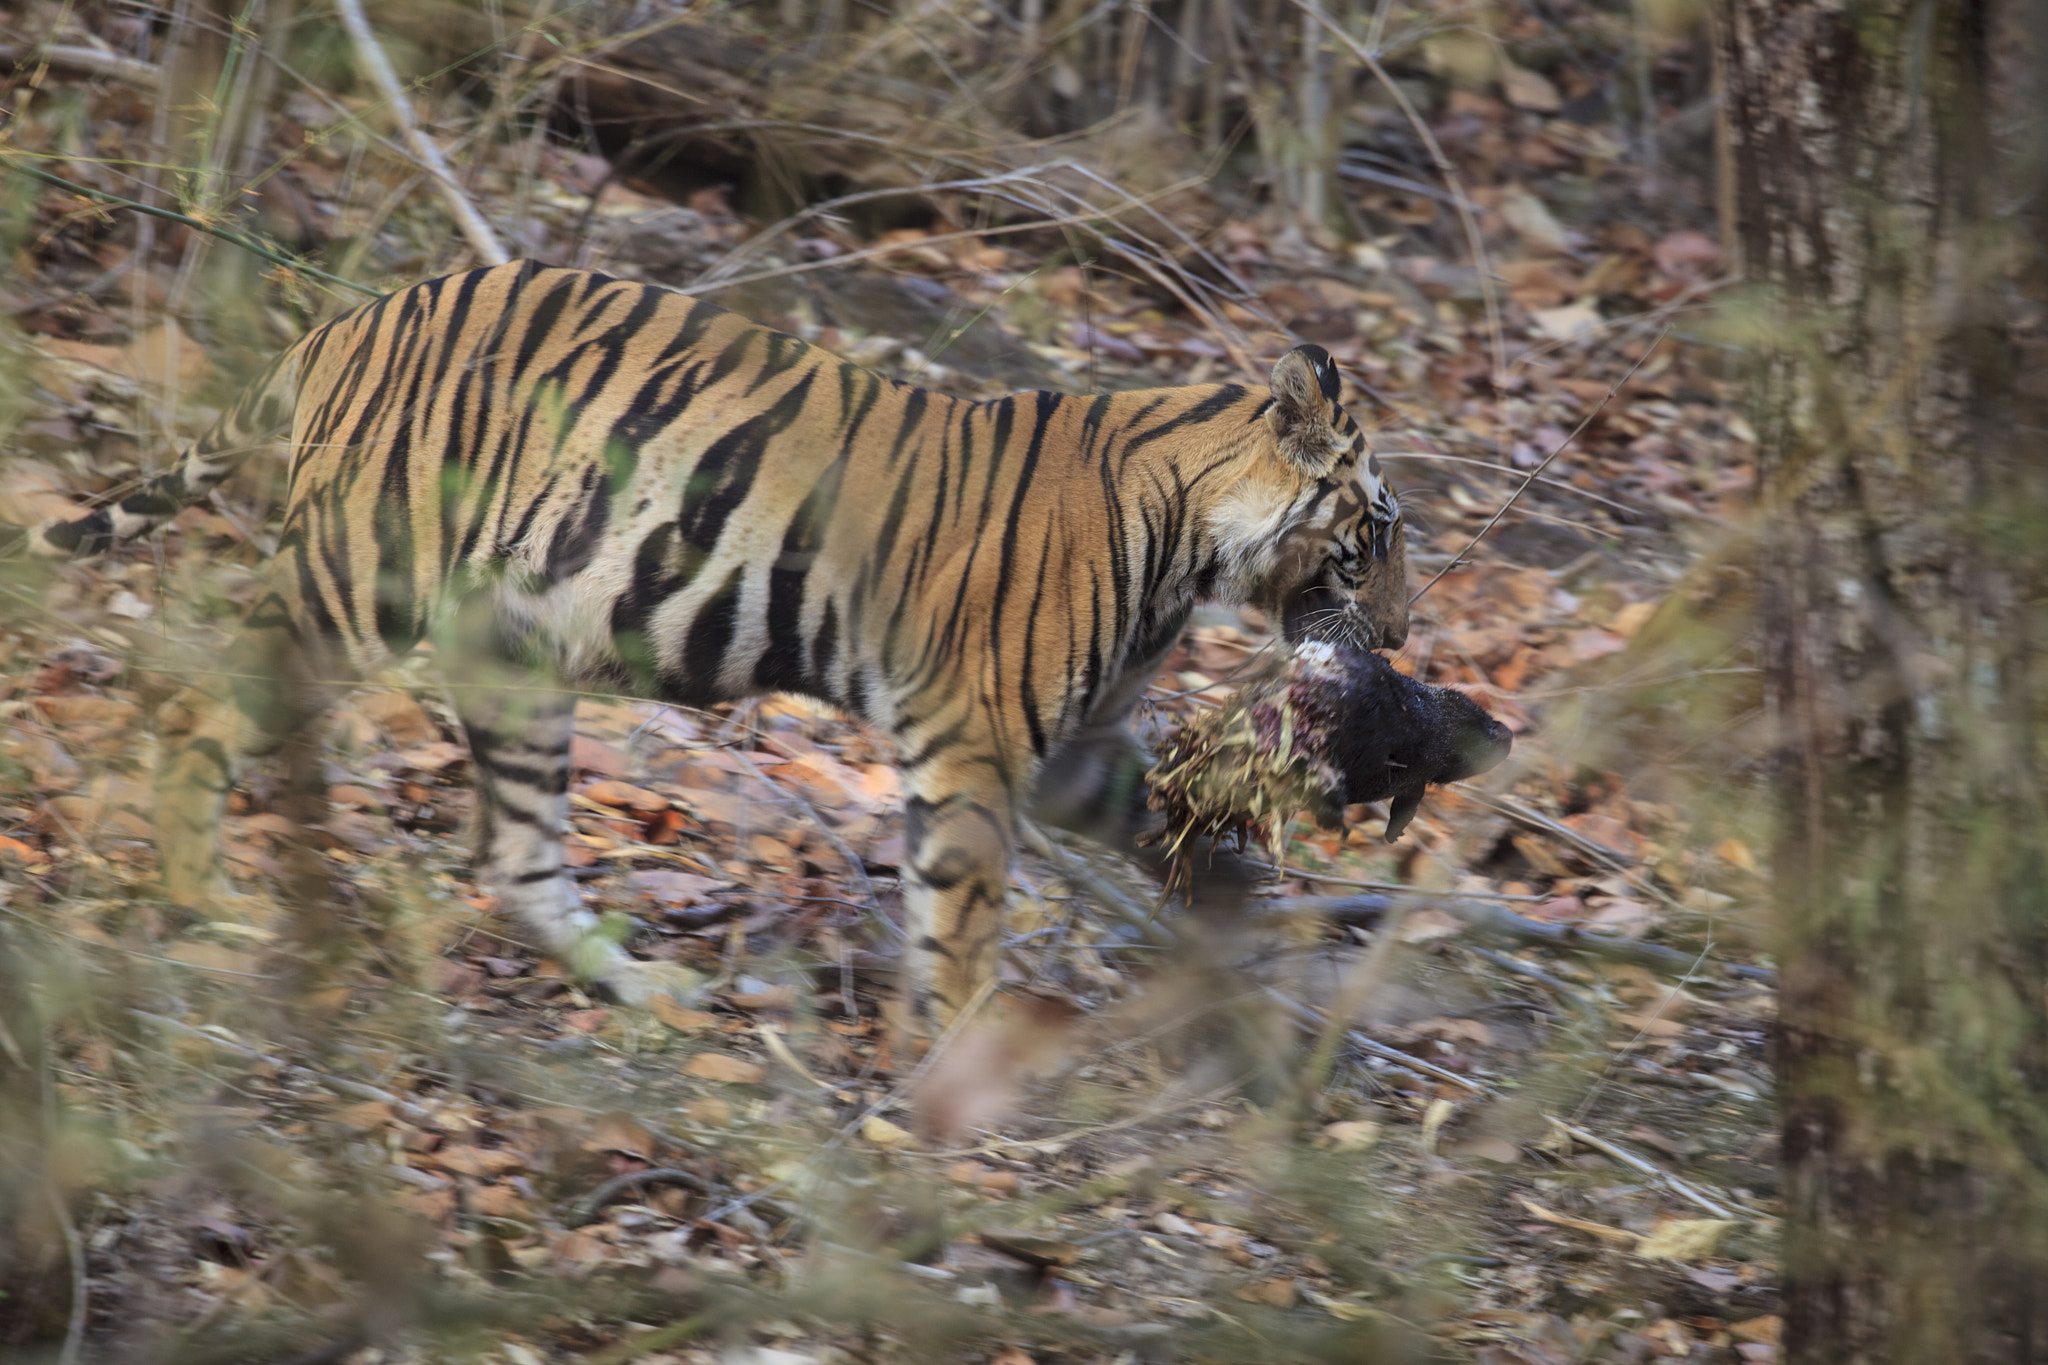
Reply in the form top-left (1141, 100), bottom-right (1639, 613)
top-left (1079, 565), bottom-right (1106, 719)
top-left (457, 409), bottom-right (528, 567)
top-left (676, 564), bottom-right (745, 704)
top-left (867, 396), bottom-right (930, 580)
top-left (334, 285), bottom-right (432, 455)
top-left (915, 410), bottom-right (952, 585)
top-left (677, 369), bottom-right (819, 556)
top-left (1016, 522), bottom-right (1053, 757)
top-left (1120, 385), bottom-right (1247, 459)
top-left (754, 330), bottom-right (810, 387)
top-left (884, 388), bottom-right (929, 471)
top-left (980, 397), bottom-right (1014, 522)
top-left (433, 271), bottom-right (493, 575)
top-left (529, 284), bottom-right (663, 438)
top-left (610, 521), bottom-right (711, 691)
top-left (544, 464), bottom-right (610, 583)
top-left (1082, 393), bottom-right (1115, 468)
top-left (952, 403), bottom-right (976, 522)
top-left (476, 755), bottom-right (571, 794)
top-left (513, 273), bottom-right (582, 381)
top-left (502, 467), bottom-right (563, 564)
top-left (836, 364), bottom-right (881, 438)
top-left (812, 597), bottom-right (841, 703)
top-left (756, 450), bottom-right (848, 694)
top-left (899, 716), bottom-right (971, 771)
top-left (984, 389), bottom-right (1061, 697)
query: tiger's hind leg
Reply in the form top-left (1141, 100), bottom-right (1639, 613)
top-left (156, 591), bottom-right (354, 912)
top-left (446, 623), bottom-right (702, 1005)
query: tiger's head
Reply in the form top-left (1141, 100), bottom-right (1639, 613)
top-left (1213, 344), bottom-right (1409, 652)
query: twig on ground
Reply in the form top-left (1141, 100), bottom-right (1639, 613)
top-left (1262, 867), bottom-right (1545, 900)
top-left (1461, 790), bottom-right (1711, 927)
top-left (1268, 892), bottom-right (1775, 984)
top-left (578, 1315), bottom-right (713, 1365)
top-left (758, 1022), bottom-right (831, 1089)
top-left (1018, 821), bottom-right (1173, 947)
top-left (332, 0), bottom-right (509, 266)
top-left (1263, 987), bottom-right (1491, 1094)
top-left (921, 1076), bottom-right (1249, 1160)
top-left (723, 743), bottom-right (897, 942)
top-left (1465, 792), bottom-right (1640, 868)
top-left (569, 1167), bottom-right (716, 1226)
top-left (132, 1010), bottom-right (435, 1123)
top-left (1463, 943), bottom-right (1579, 995)
top-left (1299, 897), bottom-right (1413, 1096)
top-left (1545, 1115), bottom-right (1739, 1220)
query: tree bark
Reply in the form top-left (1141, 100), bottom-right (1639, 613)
top-left (1724, 0), bottom-right (2048, 1359)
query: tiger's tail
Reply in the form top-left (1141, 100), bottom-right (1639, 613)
top-left (9, 343), bottom-right (303, 559)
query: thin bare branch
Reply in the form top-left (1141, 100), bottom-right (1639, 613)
top-left (1546, 1116), bottom-right (1741, 1219)
top-left (1376, 450), bottom-right (1644, 518)
top-left (332, 0), bottom-right (509, 266)
top-left (1411, 329), bottom-right (1669, 604)
top-left (1263, 987), bottom-right (1492, 1093)
top-left (0, 42), bottom-right (161, 87)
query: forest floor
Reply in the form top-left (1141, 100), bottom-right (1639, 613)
top-left (1, 7), bottom-right (1779, 1362)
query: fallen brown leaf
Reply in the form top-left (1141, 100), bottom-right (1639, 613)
top-left (685, 1052), bottom-right (766, 1085)
top-left (647, 997), bottom-right (718, 1031)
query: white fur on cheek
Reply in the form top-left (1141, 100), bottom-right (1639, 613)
top-left (1208, 479), bottom-right (1302, 601)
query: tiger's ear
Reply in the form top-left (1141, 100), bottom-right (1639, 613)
top-left (1265, 344), bottom-right (1344, 476)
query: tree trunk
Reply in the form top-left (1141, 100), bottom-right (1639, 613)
top-left (1724, 0), bottom-right (2048, 1359)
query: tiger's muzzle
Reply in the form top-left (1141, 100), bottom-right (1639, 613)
top-left (1277, 564), bottom-right (1409, 653)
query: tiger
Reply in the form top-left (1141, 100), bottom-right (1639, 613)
top-left (16, 261), bottom-right (1409, 1028)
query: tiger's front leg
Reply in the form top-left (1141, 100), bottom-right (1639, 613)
top-left (899, 754), bottom-right (1020, 1031)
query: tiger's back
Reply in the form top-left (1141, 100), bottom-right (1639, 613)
top-left (282, 265), bottom-right (1261, 727)
top-left (37, 261), bottom-right (1410, 1026)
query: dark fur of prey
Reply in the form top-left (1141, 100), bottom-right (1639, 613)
top-left (1317, 644), bottom-right (1513, 840)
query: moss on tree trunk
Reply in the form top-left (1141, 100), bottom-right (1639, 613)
top-left (1724, 0), bottom-right (2048, 1357)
